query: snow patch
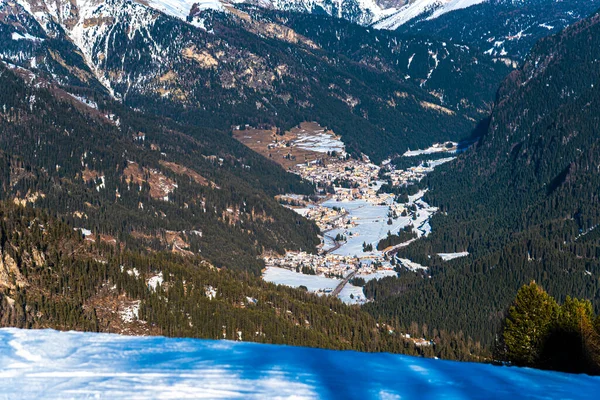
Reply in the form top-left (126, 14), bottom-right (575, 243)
top-left (205, 285), bottom-right (217, 300)
top-left (148, 272), bottom-right (164, 290)
top-left (397, 258), bottom-right (428, 272)
top-left (374, 0), bottom-right (485, 30)
top-left (119, 301), bottom-right (140, 323)
top-left (438, 252), bottom-right (469, 261)
top-left (263, 267), bottom-right (340, 293)
top-left (145, 0), bottom-right (223, 21)
top-left (11, 32), bottom-right (44, 42)
top-left (292, 131), bottom-right (345, 154)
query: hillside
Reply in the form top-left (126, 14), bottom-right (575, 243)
top-left (241, 6), bottom-right (511, 120)
top-left (1, 328), bottom-right (599, 399)
top-left (365, 10), bottom-right (600, 346)
top-left (398, 0), bottom-right (600, 62)
top-left (0, 200), bottom-right (488, 358)
top-left (0, 60), bottom-right (320, 274)
top-left (0, 0), bottom-right (512, 161)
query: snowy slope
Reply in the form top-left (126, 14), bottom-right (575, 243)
top-left (144, 0), bottom-right (223, 19)
top-left (1, 328), bottom-right (599, 399)
top-left (230, 0), bottom-right (486, 28)
top-left (373, 0), bottom-right (486, 30)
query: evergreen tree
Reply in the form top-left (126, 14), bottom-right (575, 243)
top-left (502, 282), bottom-right (558, 366)
top-left (539, 297), bottom-right (600, 374)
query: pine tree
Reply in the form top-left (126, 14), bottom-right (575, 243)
top-left (502, 282), bottom-right (558, 366)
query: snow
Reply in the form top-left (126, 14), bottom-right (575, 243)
top-left (67, 93), bottom-right (98, 109)
top-left (148, 272), bottom-right (164, 290)
top-left (320, 190), bottom-right (437, 258)
top-left (337, 283), bottom-right (366, 305)
top-left (374, 0), bottom-right (485, 30)
top-left (250, 0), bottom-right (398, 25)
top-left (403, 142), bottom-right (457, 157)
top-left (292, 131), bottom-right (345, 153)
top-left (205, 285), bottom-right (217, 300)
top-left (322, 199), bottom-right (413, 257)
top-left (428, 0), bottom-right (485, 20)
top-left (426, 157), bottom-right (456, 168)
top-left (119, 301), bottom-right (140, 323)
top-left (74, 227), bottom-right (92, 237)
top-left (358, 269), bottom-right (398, 282)
top-left (407, 53), bottom-right (415, 69)
top-left (438, 251), bottom-right (469, 261)
top-left (1, 328), bottom-right (598, 399)
top-left (11, 32), bottom-right (43, 42)
top-left (263, 267), bottom-right (340, 293)
top-left (291, 207), bottom-right (312, 216)
top-left (397, 258), bottom-right (428, 272)
top-left (145, 0), bottom-right (223, 21)
top-left (127, 268), bottom-right (140, 278)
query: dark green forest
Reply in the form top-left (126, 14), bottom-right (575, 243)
top-left (365, 11), bottom-right (600, 353)
top-left (0, 201), bottom-right (484, 360)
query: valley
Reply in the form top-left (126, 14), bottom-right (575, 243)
top-left (240, 124), bottom-right (460, 304)
top-left (1, 0), bottom-right (600, 386)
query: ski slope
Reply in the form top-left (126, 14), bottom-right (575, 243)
top-left (0, 328), bottom-right (598, 399)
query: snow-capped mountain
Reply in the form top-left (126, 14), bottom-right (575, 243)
top-left (232, 0), bottom-right (486, 27)
top-left (233, 0), bottom-right (402, 25)
top-left (2, 0), bottom-right (511, 161)
top-left (373, 0), bottom-right (485, 30)
top-left (397, 0), bottom-right (600, 60)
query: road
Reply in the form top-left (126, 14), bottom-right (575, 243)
top-left (321, 210), bottom-right (349, 255)
top-left (331, 271), bottom-right (356, 297)
top-left (323, 233), bottom-right (342, 254)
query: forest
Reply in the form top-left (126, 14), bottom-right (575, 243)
top-left (0, 201), bottom-right (484, 361)
top-left (365, 11), bottom-right (600, 352)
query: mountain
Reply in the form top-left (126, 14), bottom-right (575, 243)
top-left (365, 9), bottom-right (600, 347)
top-left (373, 0), bottom-right (485, 30)
top-left (234, 0), bottom-right (486, 27)
top-left (0, 199), bottom-right (480, 358)
top-left (0, 57), bottom-right (321, 274)
top-left (2, 328), bottom-right (599, 398)
top-left (229, 0), bottom-right (600, 66)
top-left (241, 6), bottom-right (511, 120)
top-left (398, 0), bottom-right (600, 61)
top-left (0, 0), bottom-right (512, 161)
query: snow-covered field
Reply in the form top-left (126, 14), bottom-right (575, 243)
top-left (403, 143), bottom-right (458, 157)
top-left (397, 258), bottom-right (428, 272)
top-left (320, 191), bottom-right (437, 258)
top-left (337, 283), bottom-right (366, 305)
top-left (263, 266), bottom-right (340, 292)
top-left (438, 252), bottom-right (469, 261)
top-left (292, 131), bottom-right (345, 153)
top-left (358, 269), bottom-right (398, 282)
top-left (322, 199), bottom-right (412, 257)
top-left (1, 328), bottom-right (598, 399)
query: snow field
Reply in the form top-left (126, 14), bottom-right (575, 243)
top-left (0, 328), bottom-right (598, 399)
top-left (263, 266), bottom-right (340, 293)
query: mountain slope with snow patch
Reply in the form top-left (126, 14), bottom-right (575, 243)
top-left (374, 0), bottom-right (485, 30)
